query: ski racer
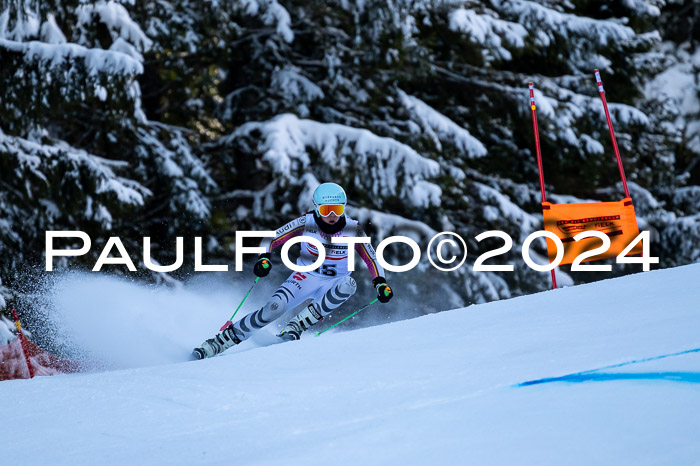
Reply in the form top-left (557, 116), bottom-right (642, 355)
top-left (193, 182), bottom-right (394, 359)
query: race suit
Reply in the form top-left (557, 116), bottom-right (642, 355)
top-left (229, 213), bottom-right (384, 342)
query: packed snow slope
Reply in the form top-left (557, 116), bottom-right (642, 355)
top-left (3, 264), bottom-right (700, 465)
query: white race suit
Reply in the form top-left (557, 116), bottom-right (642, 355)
top-left (229, 212), bottom-right (385, 342)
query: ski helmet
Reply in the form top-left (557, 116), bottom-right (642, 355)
top-left (313, 183), bottom-right (347, 215)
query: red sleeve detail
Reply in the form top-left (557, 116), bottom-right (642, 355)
top-left (269, 226), bottom-right (304, 252)
top-left (355, 243), bottom-right (379, 279)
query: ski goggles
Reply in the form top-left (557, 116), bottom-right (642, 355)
top-left (316, 203), bottom-right (345, 217)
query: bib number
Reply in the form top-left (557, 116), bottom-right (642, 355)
top-left (318, 264), bottom-right (337, 276)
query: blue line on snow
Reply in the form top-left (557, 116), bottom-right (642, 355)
top-left (520, 372), bottom-right (700, 385)
top-left (517, 347), bottom-right (700, 387)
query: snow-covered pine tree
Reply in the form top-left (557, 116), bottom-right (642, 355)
top-left (196, 0), bottom-right (691, 308)
top-left (638, 0), bottom-right (700, 267)
top-left (0, 0), bottom-right (213, 308)
top-left (2, 1), bottom-right (697, 316)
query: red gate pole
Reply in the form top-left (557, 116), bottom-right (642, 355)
top-left (594, 69), bottom-right (631, 199)
top-left (12, 308), bottom-right (35, 379)
top-left (529, 83), bottom-right (557, 289)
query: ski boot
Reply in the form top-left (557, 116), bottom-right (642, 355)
top-left (192, 325), bottom-right (241, 360)
top-left (278, 303), bottom-right (322, 341)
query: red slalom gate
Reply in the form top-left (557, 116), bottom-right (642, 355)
top-left (595, 69), bottom-right (631, 198)
top-left (0, 337), bottom-right (81, 380)
top-left (11, 308), bottom-right (35, 378)
top-left (527, 74), bottom-right (642, 288)
top-left (528, 82), bottom-right (558, 289)
top-left (2, 310), bottom-right (81, 381)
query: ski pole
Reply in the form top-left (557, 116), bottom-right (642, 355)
top-left (314, 298), bottom-right (379, 337)
top-left (219, 276), bottom-right (261, 331)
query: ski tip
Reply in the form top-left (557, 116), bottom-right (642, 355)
top-left (314, 332), bottom-right (321, 337)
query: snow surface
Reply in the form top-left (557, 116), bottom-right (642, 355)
top-left (2, 264), bottom-right (700, 465)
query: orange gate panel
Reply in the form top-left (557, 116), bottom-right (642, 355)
top-left (541, 197), bottom-right (643, 265)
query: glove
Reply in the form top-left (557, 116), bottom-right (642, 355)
top-left (373, 276), bottom-right (393, 303)
top-left (253, 253), bottom-right (272, 277)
